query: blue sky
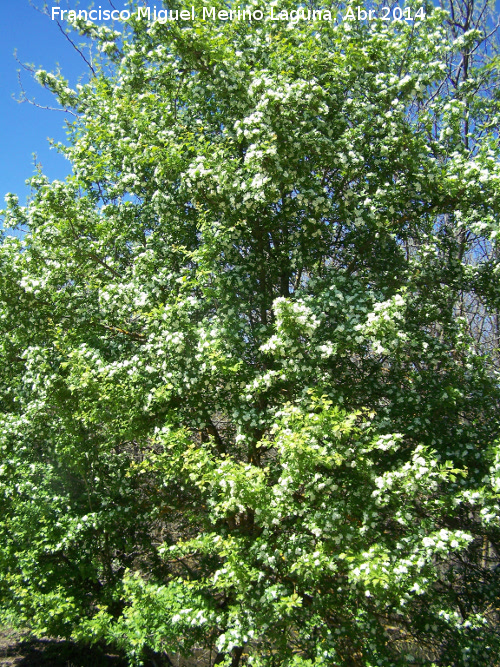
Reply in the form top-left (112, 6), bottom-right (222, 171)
top-left (0, 2), bottom-right (96, 208)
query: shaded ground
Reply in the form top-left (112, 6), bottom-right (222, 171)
top-left (0, 627), bottom-right (128, 666)
top-left (0, 628), bottom-right (212, 666)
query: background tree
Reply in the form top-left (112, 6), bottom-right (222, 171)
top-left (1, 1), bottom-right (500, 665)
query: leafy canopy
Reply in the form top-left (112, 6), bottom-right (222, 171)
top-left (2, 1), bottom-right (500, 665)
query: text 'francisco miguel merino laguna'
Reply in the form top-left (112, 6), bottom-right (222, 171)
top-left (51, 5), bottom-right (427, 23)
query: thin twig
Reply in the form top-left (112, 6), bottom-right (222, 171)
top-left (54, 19), bottom-right (97, 77)
top-left (15, 67), bottom-right (78, 117)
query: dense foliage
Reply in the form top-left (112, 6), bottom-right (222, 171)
top-left (1, 1), bottom-right (500, 664)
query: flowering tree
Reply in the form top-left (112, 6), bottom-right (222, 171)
top-left (1, 1), bottom-right (500, 665)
